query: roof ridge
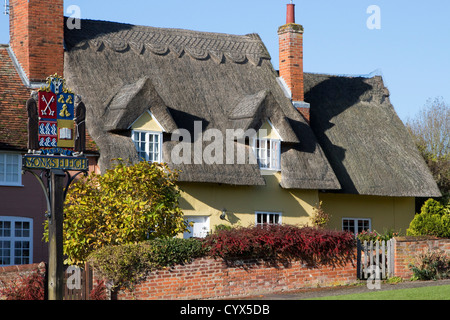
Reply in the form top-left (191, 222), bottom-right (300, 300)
top-left (65, 18), bottom-right (271, 65)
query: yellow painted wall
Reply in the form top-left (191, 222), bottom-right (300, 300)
top-left (178, 172), bottom-right (319, 233)
top-left (131, 111), bottom-right (163, 132)
top-left (257, 121), bottom-right (281, 140)
top-left (319, 193), bottom-right (415, 234)
top-left (179, 180), bottom-right (415, 235)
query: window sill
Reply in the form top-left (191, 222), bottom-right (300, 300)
top-left (0, 184), bottom-right (24, 188)
top-left (259, 168), bottom-right (281, 175)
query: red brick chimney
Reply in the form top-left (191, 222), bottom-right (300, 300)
top-left (278, 3), bottom-right (310, 122)
top-left (9, 0), bottom-right (64, 84)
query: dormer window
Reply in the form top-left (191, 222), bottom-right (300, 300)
top-left (130, 111), bottom-right (165, 163)
top-left (132, 131), bottom-right (162, 163)
top-left (252, 120), bottom-right (282, 171)
top-left (253, 138), bottom-right (281, 170)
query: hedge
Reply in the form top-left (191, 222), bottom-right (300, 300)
top-left (88, 238), bottom-right (208, 289)
top-left (89, 225), bottom-right (356, 289)
top-left (203, 225), bottom-right (355, 266)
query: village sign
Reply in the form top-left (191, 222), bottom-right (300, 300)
top-left (22, 74), bottom-right (88, 300)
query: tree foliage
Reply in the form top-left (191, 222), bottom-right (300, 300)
top-left (406, 97), bottom-right (449, 201)
top-left (61, 160), bottom-right (189, 266)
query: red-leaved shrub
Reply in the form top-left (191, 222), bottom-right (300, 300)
top-left (203, 225), bottom-right (355, 266)
top-left (0, 270), bottom-right (45, 300)
top-left (90, 280), bottom-right (108, 300)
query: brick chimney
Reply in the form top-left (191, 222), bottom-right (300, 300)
top-left (9, 0), bottom-right (64, 84)
top-left (278, 2), bottom-right (310, 122)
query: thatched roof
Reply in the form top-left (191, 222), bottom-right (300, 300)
top-left (304, 73), bottom-right (441, 197)
top-left (64, 19), bottom-right (339, 189)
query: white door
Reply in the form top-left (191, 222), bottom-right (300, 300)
top-left (184, 216), bottom-right (210, 239)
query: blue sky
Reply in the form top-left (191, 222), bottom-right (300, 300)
top-left (1, 0), bottom-right (449, 122)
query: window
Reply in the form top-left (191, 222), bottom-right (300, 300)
top-left (0, 153), bottom-right (22, 186)
top-left (0, 217), bottom-right (33, 266)
top-left (342, 218), bottom-right (371, 235)
top-left (256, 212), bottom-right (282, 226)
top-left (252, 139), bottom-right (281, 170)
top-left (132, 131), bottom-right (162, 163)
top-left (184, 216), bottom-right (210, 239)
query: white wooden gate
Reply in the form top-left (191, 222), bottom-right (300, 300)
top-left (357, 239), bottom-right (394, 280)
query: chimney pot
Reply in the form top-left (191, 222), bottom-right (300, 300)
top-left (286, 3), bottom-right (295, 24)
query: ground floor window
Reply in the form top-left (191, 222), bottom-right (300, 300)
top-left (184, 216), bottom-right (210, 239)
top-left (256, 212), bottom-right (282, 226)
top-left (342, 218), bottom-right (371, 235)
top-left (0, 217), bottom-right (33, 266)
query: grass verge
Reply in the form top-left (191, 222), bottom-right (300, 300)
top-left (310, 284), bottom-right (450, 300)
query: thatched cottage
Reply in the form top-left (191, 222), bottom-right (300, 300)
top-left (0, 0), bottom-right (440, 263)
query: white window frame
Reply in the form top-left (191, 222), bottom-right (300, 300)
top-left (132, 130), bottom-right (163, 163)
top-left (0, 153), bottom-right (23, 187)
top-left (0, 217), bottom-right (33, 266)
top-left (255, 211), bottom-right (282, 226)
top-left (342, 218), bottom-right (372, 235)
top-left (251, 138), bottom-right (281, 171)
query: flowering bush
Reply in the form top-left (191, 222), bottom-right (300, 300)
top-left (203, 224), bottom-right (355, 266)
top-left (357, 230), bottom-right (399, 242)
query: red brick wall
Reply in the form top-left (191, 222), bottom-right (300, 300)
top-left (0, 262), bottom-right (46, 299)
top-left (393, 237), bottom-right (450, 279)
top-left (114, 258), bottom-right (357, 300)
top-left (9, 0), bottom-right (64, 82)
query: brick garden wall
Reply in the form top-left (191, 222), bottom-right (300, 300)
top-left (0, 262), bottom-right (46, 299)
top-left (113, 257), bottom-right (357, 300)
top-left (393, 237), bottom-right (450, 279)
top-left (2, 237), bottom-right (450, 300)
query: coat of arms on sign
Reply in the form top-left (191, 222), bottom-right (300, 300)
top-left (26, 74), bottom-right (86, 156)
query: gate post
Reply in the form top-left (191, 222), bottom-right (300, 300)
top-left (356, 239), bottom-right (362, 279)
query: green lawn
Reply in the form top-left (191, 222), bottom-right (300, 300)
top-left (311, 285), bottom-right (450, 300)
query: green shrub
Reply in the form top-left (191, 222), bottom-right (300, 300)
top-left (407, 199), bottom-right (450, 238)
top-left (409, 248), bottom-right (450, 280)
top-left (59, 160), bottom-right (189, 266)
top-left (88, 237), bottom-right (207, 289)
top-left (150, 237), bottom-right (208, 267)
